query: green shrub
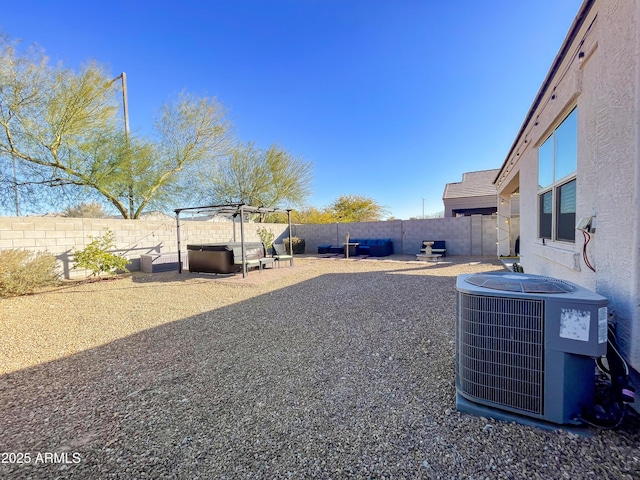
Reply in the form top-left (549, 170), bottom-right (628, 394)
top-left (74, 228), bottom-right (129, 278)
top-left (0, 249), bottom-right (59, 297)
top-left (283, 237), bottom-right (305, 254)
top-left (256, 227), bottom-right (274, 252)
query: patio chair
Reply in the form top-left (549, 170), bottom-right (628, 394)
top-left (272, 243), bottom-right (293, 267)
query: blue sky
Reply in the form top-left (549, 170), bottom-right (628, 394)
top-left (2, 0), bottom-right (584, 219)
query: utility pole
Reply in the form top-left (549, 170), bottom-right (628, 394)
top-left (109, 72), bottom-right (130, 136)
top-left (109, 72), bottom-right (132, 217)
top-left (120, 72), bottom-right (130, 139)
top-left (120, 72), bottom-right (134, 218)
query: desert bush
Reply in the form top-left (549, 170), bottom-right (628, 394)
top-left (74, 228), bottom-right (129, 278)
top-left (62, 201), bottom-right (108, 218)
top-left (283, 237), bottom-right (305, 254)
top-left (0, 249), bottom-right (59, 297)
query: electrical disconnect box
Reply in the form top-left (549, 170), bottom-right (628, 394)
top-left (576, 216), bottom-right (595, 233)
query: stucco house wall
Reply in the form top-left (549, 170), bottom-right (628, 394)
top-left (495, 0), bottom-right (640, 395)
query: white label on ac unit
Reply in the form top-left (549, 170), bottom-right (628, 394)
top-left (559, 308), bottom-right (590, 342)
top-left (598, 307), bottom-right (608, 343)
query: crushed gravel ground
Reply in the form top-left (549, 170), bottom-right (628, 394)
top-left (1, 256), bottom-right (639, 479)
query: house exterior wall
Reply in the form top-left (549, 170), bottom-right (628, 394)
top-left (496, 0), bottom-right (640, 382)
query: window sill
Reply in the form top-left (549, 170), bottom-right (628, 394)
top-left (531, 240), bottom-right (580, 271)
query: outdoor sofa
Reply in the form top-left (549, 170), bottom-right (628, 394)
top-left (317, 238), bottom-right (394, 257)
top-left (352, 238), bottom-right (393, 257)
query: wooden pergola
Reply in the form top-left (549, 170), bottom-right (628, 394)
top-left (174, 203), bottom-right (293, 278)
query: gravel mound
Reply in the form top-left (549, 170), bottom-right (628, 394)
top-left (1, 257), bottom-right (638, 479)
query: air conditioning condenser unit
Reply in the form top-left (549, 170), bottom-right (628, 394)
top-left (456, 272), bottom-right (608, 426)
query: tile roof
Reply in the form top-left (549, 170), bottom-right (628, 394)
top-left (443, 169), bottom-right (500, 199)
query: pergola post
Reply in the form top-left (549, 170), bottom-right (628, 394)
top-left (176, 211), bottom-right (183, 273)
top-left (287, 209), bottom-right (294, 266)
top-left (239, 204), bottom-right (247, 278)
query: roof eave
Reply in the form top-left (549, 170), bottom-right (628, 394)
top-left (494, 0), bottom-right (596, 185)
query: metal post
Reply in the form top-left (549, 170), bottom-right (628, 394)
top-left (233, 215), bottom-right (237, 242)
top-left (176, 210), bottom-right (183, 274)
top-left (345, 232), bottom-right (350, 259)
top-left (239, 205), bottom-right (247, 278)
top-left (287, 209), bottom-right (294, 266)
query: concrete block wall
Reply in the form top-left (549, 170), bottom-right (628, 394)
top-left (0, 217), bottom-right (289, 278)
top-left (1, 215), bottom-right (496, 278)
top-left (294, 215), bottom-right (497, 256)
top-left (290, 223), bottom-right (339, 253)
top-left (481, 215), bottom-right (499, 255)
top-left (403, 217), bottom-right (473, 255)
top-left (470, 216), bottom-right (483, 255)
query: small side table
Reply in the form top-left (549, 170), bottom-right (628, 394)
top-left (343, 242), bottom-right (360, 258)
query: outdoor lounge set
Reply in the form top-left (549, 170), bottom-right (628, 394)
top-left (317, 238), bottom-right (394, 257)
top-left (187, 242), bottom-right (292, 275)
top-left (175, 203), bottom-right (295, 278)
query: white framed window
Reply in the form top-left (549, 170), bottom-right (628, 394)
top-left (538, 108), bottom-right (577, 242)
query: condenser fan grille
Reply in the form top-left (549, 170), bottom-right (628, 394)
top-left (465, 273), bottom-right (574, 294)
top-left (457, 293), bottom-right (544, 415)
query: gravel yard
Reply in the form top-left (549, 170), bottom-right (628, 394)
top-left (1, 256), bottom-right (638, 479)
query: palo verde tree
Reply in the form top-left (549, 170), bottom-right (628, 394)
top-left (290, 205), bottom-right (335, 224)
top-left (203, 142), bottom-right (313, 221)
top-left (287, 195), bottom-right (389, 224)
top-left (329, 194), bottom-right (389, 223)
top-left (0, 34), bottom-right (233, 218)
